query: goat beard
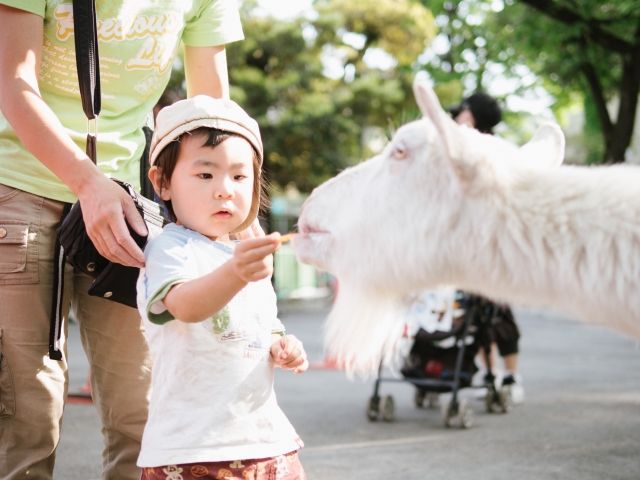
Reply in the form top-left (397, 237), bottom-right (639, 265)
top-left (323, 280), bottom-right (407, 377)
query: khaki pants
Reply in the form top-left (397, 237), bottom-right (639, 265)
top-left (0, 184), bottom-right (152, 480)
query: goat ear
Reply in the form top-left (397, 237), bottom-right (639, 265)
top-left (413, 78), bottom-right (475, 182)
top-left (519, 123), bottom-right (565, 168)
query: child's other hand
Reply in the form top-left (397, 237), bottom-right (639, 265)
top-left (231, 233), bottom-right (280, 283)
top-left (234, 218), bottom-right (265, 240)
top-left (271, 335), bottom-right (308, 374)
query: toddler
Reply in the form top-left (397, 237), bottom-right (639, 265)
top-left (136, 96), bottom-right (307, 480)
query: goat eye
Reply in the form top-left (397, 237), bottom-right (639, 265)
top-left (392, 144), bottom-right (407, 160)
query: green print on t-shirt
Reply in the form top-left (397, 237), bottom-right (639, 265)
top-left (211, 306), bottom-right (231, 334)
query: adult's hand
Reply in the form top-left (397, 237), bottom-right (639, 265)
top-left (77, 174), bottom-right (147, 268)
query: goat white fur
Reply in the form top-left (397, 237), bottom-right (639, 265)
top-left (292, 79), bottom-right (640, 373)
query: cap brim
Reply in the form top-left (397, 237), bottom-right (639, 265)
top-left (149, 117), bottom-right (263, 167)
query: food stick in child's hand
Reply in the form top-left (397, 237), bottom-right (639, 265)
top-left (278, 233), bottom-right (296, 244)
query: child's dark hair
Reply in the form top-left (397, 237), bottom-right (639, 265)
top-left (154, 127), bottom-right (268, 224)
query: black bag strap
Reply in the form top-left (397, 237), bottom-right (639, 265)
top-left (73, 0), bottom-right (100, 163)
top-left (140, 125), bottom-right (155, 201)
top-left (49, 0), bottom-right (100, 360)
top-left (73, 0), bottom-right (101, 121)
top-left (49, 203), bottom-right (72, 360)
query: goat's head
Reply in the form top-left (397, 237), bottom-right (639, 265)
top-left (292, 78), bottom-right (565, 373)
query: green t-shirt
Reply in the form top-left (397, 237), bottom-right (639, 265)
top-left (0, 0), bottom-right (243, 203)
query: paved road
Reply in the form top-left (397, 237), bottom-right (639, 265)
top-left (55, 302), bottom-right (640, 479)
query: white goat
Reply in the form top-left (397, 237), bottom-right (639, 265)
top-left (292, 78), bottom-right (640, 373)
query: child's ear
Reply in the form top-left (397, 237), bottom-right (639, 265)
top-left (148, 166), bottom-right (171, 201)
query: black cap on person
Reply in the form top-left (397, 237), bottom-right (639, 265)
top-left (450, 91), bottom-right (502, 134)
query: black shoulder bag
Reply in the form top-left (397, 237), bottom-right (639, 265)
top-left (49, 0), bottom-right (168, 360)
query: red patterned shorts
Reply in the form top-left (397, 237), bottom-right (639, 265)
top-left (140, 451), bottom-right (305, 480)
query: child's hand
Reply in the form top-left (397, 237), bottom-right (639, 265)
top-left (231, 233), bottom-right (280, 283)
top-left (271, 335), bottom-right (309, 374)
top-left (234, 218), bottom-right (266, 240)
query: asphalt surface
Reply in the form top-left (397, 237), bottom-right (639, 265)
top-left (55, 301), bottom-right (640, 480)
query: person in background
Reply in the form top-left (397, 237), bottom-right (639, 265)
top-left (0, 1), bottom-right (245, 478)
top-left (450, 92), bottom-right (525, 404)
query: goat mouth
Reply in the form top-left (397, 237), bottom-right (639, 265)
top-left (298, 224), bottom-right (330, 236)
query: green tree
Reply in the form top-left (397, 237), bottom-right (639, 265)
top-left (163, 0), bottom-right (437, 191)
top-left (496, 0), bottom-right (640, 163)
top-left (313, 0), bottom-right (436, 70)
top-left (417, 0), bottom-right (494, 99)
top-left (416, 0), bottom-right (543, 145)
top-left (225, 11), bottom-right (361, 191)
top-left (312, 0), bottom-right (436, 152)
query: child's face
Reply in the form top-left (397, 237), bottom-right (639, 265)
top-left (160, 134), bottom-right (255, 240)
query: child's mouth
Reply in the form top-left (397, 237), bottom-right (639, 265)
top-left (213, 210), bottom-right (232, 220)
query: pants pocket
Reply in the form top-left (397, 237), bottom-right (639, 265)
top-left (0, 184), bottom-right (41, 285)
top-left (0, 222), bottom-right (29, 273)
top-left (0, 329), bottom-right (16, 418)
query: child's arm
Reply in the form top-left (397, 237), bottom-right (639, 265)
top-left (271, 334), bottom-right (309, 374)
top-left (163, 233), bottom-right (280, 323)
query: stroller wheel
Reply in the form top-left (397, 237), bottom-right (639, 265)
top-left (366, 396), bottom-right (380, 421)
top-left (381, 395), bottom-right (395, 422)
top-left (414, 389), bottom-right (426, 408)
top-left (498, 385), bottom-right (513, 413)
top-left (442, 398), bottom-right (474, 428)
top-left (427, 392), bottom-right (440, 409)
top-left (485, 389), bottom-right (497, 413)
top-left (485, 385), bottom-right (513, 413)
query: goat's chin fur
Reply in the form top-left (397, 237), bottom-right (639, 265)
top-left (324, 280), bottom-right (406, 377)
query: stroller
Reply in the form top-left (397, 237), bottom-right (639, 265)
top-left (366, 292), bottom-right (513, 428)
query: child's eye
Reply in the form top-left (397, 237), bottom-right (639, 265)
top-left (198, 173), bottom-right (212, 179)
top-left (234, 175), bottom-right (247, 181)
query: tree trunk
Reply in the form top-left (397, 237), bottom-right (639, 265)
top-left (582, 53), bottom-right (640, 164)
top-left (581, 61), bottom-right (614, 162)
top-left (607, 29), bottom-right (640, 163)
top-left (519, 0), bottom-right (640, 164)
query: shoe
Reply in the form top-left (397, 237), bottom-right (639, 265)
top-left (502, 373), bottom-right (525, 405)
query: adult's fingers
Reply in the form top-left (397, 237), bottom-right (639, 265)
top-left (78, 176), bottom-right (147, 267)
top-left (102, 222), bottom-right (145, 267)
top-left (85, 208), bottom-right (144, 267)
top-left (122, 194), bottom-right (148, 237)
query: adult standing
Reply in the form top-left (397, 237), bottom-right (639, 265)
top-left (0, 1), bottom-right (244, 478)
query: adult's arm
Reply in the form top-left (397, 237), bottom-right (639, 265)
top-left (184, 45), bottom-right (229, 99)
top-left (0, 5), bottom-right (146, 267)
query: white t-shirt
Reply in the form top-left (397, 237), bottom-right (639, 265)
top-left (406, 288), bottom-right (457, 334)
top-left (136, 224), bottom-right (302, 467)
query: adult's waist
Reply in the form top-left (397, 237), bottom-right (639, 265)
top-left (0, 148), bottom-right (141, 203)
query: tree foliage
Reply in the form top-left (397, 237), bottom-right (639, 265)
top-left (494, 0), bottom-right (640, 163)
top-left (226, 12), bottom-right (359, 191)
top-left (223, 0), bottom-right (436, 191)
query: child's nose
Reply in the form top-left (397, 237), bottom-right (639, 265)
top-left (215, 177), bottom-right (234, 198)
